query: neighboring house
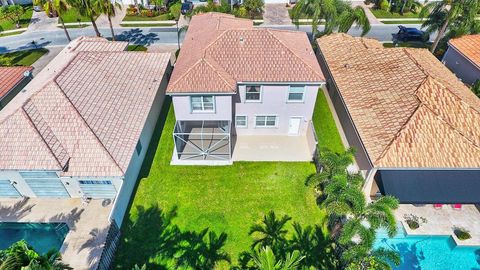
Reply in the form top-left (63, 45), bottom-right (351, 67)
top-left (0, 37), bottom-right (171, 225)
top-left (0, 66), bottom-right (32, 110)
top-left (317, 33), bottom-right (480, 204)
top-left (167, 13), bottom-right (325, 165)
top-left (442, 34), bottom-right (480, 85)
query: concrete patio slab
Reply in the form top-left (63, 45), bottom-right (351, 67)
top-left (233, 135), bottom-right (312, 161)
top-left (0, 198), bottom-right (113, 269)
top-left (395, 204), bottom-right (480, 246)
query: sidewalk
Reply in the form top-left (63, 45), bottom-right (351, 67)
top-left (351, 1), bottom-right (383, 25)
top-left (27, 11), bottom-right (58, 32)
top-left (264, 4), bottom-right (292, 25)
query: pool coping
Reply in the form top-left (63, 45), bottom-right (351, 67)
top-left (400, 220), bottom-right (480, 247)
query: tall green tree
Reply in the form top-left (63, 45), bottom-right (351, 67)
top-left (94, 0), bottom-right (121, 40)
top-left (0, 240), bottom-right (72, 270)
top-left (67, 0), bottom-right (101, 37)
top-left (420, 0), bottom-right (480, 53)
top-left (0, 4), bottom-right (25, 28)
top-left (35, 0), bottom-right (71, 41)
top-left (249, 211), bottom-right (291, 255)
top-left (243, 0), bottom-right (264, 19)
top-left (292, 0), bottom-right (370, 38)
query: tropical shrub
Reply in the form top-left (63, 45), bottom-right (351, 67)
top-left (454, 227), bottom-right (471, 240)
top-left (471, 80), bottom-right (480, 98)
top-left (243, 0), bottom-right (264, 19)
top-left (403, 214), bottom-right (427, 230)
top-left (379, 0), bottom-right (389, 11)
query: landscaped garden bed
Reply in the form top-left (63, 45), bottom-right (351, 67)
top-left (113, 90), bottom-right (344, 268)
top-left (0, 48), bottom-right (48, 66)
top-left (0, 5), bottom-right (33, 31)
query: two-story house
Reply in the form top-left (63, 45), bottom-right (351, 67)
top-left (167, 13), bottom-right (325, 165)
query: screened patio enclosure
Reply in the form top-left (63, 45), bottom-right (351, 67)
top-left (173, 120), bottom-right (232, 161)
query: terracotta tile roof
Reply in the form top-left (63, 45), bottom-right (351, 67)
top-left (317, 33), bottom-right (480, 169)
top-left (0, 66), bottom-right (33, 100)
top-left (448, 34), bottom-right (480, 68)
top-left (167, 13), bottom-right (324, 93)
top-left (0, 37), bottom-right (170, 177)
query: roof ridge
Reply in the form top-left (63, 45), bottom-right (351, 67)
top-left (266, 29), bottom-right (324, 80)
top-left (202, 57), bottom-right (236, 90)
top-left (51, 81), bottom-right (125, 175)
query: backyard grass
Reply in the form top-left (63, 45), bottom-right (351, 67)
top-left (0, 5), bottom-right (33, 31)
top-left (312, 90), bottom-right (345, 153)
top-left (0, 48), bottom-right (48, 66)
top-left (370, 8), bottom-right (421, 18)
top-left (61, 7), bottom-right (91, 23)
top-left (122, 13), bottom-right (172, 21)
top-left (127, 44), bottom-right (148, 51)
top-left (114, 99), bottom-right (326, 269)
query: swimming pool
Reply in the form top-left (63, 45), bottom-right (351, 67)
top-left (0, 222), bottom-right (69, 254)
top-left (374, 226), bottom-right (480, 270)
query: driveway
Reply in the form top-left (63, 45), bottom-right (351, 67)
top-left (95, 6), bottom-right (126, 28)
top-left (263, 4), bottom-right (292, 25)
top-left (27, 10), bottom-right (58, 32)
top-left (31, 46), bottom-right (64, 76)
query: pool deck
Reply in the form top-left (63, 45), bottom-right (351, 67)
top-left (0, 198), bottom-right (113, 269)
top-left (396, 204), bottom-right (480, 246)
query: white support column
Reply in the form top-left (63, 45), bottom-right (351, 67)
top-left (363, 168), bottom-right (378, 203)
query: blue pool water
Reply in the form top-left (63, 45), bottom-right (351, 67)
top-left (375, 226), bottom-right (480, 270)
top-left (0, 222), bottom-right (69, 254)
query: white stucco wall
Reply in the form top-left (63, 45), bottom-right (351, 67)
top-left (172, 95), bottom-right (233, 121)
top-left (442, 46), bottom-right (480, 85)
top-left (234, 84), bottom-right (321, 136)
top-left (110, 68), bottom-right (170, 225)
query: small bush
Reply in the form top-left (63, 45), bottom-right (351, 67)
top-left (454, 227), bottom-right (471, 240)
top-left (379, 0), bottom-right (389, 11)
top-left (403, 214), bottom-right (427, 230)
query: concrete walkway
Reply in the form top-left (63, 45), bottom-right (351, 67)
top-left (27, 11), bottom-right (58, 32)
top-left (264, 4), bottom-right (292, 25)
top-left (351, 1), bottom-right (383, 25)
top-left (31, 46), bottom-right (64, 76)
top-left (95, 6), bottom-right (127, 29)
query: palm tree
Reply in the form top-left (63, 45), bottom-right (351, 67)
top-left (0, 240), bottom-right (71, 270)
top-left (307, 147), bottom-right (357, 191)
top-left (200, 231), bottom-right (231, 269)
top-left (419, 0), bottom-right (479, 53)
top-left (289, 222), bottom-right (337, 269)
top-left (292, 0), bottom-right (370, 38)
top-left (251, 246), bottom-right (304, 270)
top-left (94, 0), bottom-right (121, 41)
top-left (67, 0), bottom-right (101, 37)
top-left (34, 0), bottom-right (71, 41)
top-left (249, 211), bottom-right (291, 255)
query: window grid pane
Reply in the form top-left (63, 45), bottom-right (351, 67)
top-left (288, 86), bottom-right (305, 101)
top-left (246, 86), bottom-right (261, 101)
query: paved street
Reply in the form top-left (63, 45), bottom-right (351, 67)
top-left (0, 24), bottom-right (426, 53)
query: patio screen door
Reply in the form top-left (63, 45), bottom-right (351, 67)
top-left (0, 180), bottom-right (21, 198)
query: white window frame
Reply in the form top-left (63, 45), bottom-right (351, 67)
top-left (235, 115), bottom-right (248, 128)
top-left (255, 115), bottom-right (278, 128)
top-left (287, 85), bottom-right (306, 103)
top-left (190, 96), bottom-right (215, 113)
top-left (245, 85), bottom-right (262, 103)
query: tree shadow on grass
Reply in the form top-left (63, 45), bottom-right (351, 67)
top-left (113, 204), bottom-right (230, 269)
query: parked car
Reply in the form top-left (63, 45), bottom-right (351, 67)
top-left (396, 25), bottom-right (429, 42)
top-left (181, 1), bottom-right (193, 15)
top-left (33, 5), bottom-right (42, 12)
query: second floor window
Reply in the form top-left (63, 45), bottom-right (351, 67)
top-left (288, 86), bottom-right (305, 102)
top-left (245, 85), bottom-right (261, 102)
top-left (191, 96), bottom-right (215, 112)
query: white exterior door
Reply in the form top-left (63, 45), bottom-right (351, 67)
top-left (288, 117), bottom-right (302, 135)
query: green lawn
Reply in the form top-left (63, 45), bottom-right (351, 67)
top-left (122, 13), bottom-right (172, 21)
top-left (0, 5), bottom-right (33, 31)
top-left (127, 44), bottom-right (148, 51)
top-left (114, 99), bottom-right (327, 269)
top-left (312, 90), bottom-right (345, 153)
top-left (61, 7), bottom-right (91, 23)
top-left (371, 8), bottom-right (421, 18)
top-left (0, 48), bottom-right (48, 66)
top-left (0, 30), bottom-right (26, 37)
